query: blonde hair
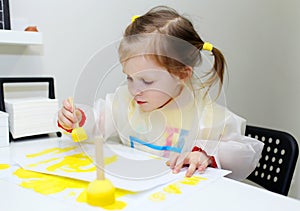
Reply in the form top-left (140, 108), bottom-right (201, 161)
top-left (119, 6), bottom-right (226, 96)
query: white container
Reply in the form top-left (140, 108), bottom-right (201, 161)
top-left (0, 111), bottom-right (9, 147)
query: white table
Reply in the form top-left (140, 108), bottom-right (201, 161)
top-left (1, 137), bottom-right (300, 211)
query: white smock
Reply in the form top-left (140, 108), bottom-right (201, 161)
top-left (89, 84), bottom-right (264, 181)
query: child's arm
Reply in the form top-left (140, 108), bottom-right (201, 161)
top-left (190, 110), bottom-right (264, 181)
top-left (168, 105), bottom-right (264, 180)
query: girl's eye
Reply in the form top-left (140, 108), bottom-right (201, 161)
top-left (142, 79), bottom-right (153, 85)
top-left (127, 76), bottom-right (133, 81)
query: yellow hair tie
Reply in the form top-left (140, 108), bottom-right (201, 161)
top-left (131, 15), bottom-right (140, 23)
top-left (202, 42), bottom-right (213, 52)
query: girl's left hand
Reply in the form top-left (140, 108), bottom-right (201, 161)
top-left (168, 151), bottom-right (211, 177)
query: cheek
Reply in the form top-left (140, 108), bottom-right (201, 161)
top-left (147, 91), bottom-right (171, 102)
top-left (127, 83), bottom-right (134, 95)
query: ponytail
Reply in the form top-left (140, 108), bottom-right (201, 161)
top-left (201, 43), bottom-right (226, 97)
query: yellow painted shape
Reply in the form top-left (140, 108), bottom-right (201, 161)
top-left (163, 183), bottom-right (181, 194)
top-left (46, 153), bottom-right (95, 172)
top-left (14, 168), bottom-right (88, 195)
top-left (105, 155), bottom-right (118, 165)
top-left (115, 188), bottom-right (135, 198)
top-left (149, 192), bottom-right (166, 201)
top-left (180, 176), bottom-right (207, 185)
top-left (148, 155), bottom-right (163, 160)
top-left (26, 146), bottom-right (77, 158)
top-left (41, 153), bottom-right (118, 173)
top-left (14, 168), bottom-right (132, 210)
top-left (0, 164), bottom-right (10, 170)
top-left (27, 157), bottom-right (59, 167)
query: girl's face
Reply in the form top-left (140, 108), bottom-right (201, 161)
top-left (123, 56), bottom-right (184, 112)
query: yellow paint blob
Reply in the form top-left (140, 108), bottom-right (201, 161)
top-left (163, 183), bottom-right (181, 194)
top-left (46, 153), bottom-right (96, 172)
top-left (14, 168), bottom-right (88, 195)
top-left (148, 175), bottom-right (208, 202)
top-left (14, 168), bottom-right (131, 210)
top-left (26, 146), bottom-right (117, 174)
top-left (26, 146), bottom-right (77, 158)
top-left (180, 176), bottom-right (207, 186)
top-left (0, 164), bottom-right (10, 170)
top-left (27, 157), bottom-right (59, 167)
top-left (149, 192), bottom-right (166, 201)
top-left (105, 155), bottom-right (118, 165)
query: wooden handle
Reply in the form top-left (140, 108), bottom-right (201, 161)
top-left (95, 136), bottom-right (105, 180)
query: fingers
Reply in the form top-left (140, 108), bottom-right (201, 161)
top-left (57, 98), bottom-right (77, 129)
top-left (171, 153), bottom-right (189, 174)
top-left (197, 159), bottom-right (209, 174)
top-left (168, 152), bottom-right (180, 169)
top-left (167, 151), bottom-right (211, 177)
top-left (186, 163), bottom-right (197, 177)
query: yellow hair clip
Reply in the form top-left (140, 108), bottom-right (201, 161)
top-left (202, 42), bottom-right (213, 52)
top-left (131, 15), bottom-right (140, 23)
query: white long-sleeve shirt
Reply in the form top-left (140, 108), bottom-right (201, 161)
top-left (81, 84), bottom-right (264, 181)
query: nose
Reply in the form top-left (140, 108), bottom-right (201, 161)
top-left (132, 87), bottom-right (142, 96)
top-left (129, 82), bottom-right (143, 96)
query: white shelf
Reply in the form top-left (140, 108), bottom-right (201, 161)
top-left (0, 30), bottom-right (43, 46)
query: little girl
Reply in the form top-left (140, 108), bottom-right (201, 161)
top-left (58, 6), bottom-right (264, 180)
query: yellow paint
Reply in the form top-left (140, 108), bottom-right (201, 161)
top-left (0, 164), bottom-right (10, 170)
top-left (105, 155), bottom-right (118, 165)
top-left (32, 153), bottom-right (118, 173)
top-left (26, 146), bottom-right (117, 173)
top-left (163, 183), bottom-right (181, 194)
top-left (77, 189), bottom-right (127, 210)
top-left (26, 146), bottom-right (77, 158)
top-left (46, 153), bottom-right (96, 172)
top-left (148, 155), bottom-right (163, 160)
top-left (149, 192), bottom-right (166, 201)
top-left (102, 201), bottom-right (127, 210)
top-left (180, 176), bottom-right (207, 185)
top-left (148, 175), bottom-right (208, 202)
top-left (27, 157), bottom-right (59, 167)
top-left (14, 168), bottom-right (132, 210)
top-left (14, 168), bottom-right (88, 195)
top-left (114, 188), bottom-right (135, 198)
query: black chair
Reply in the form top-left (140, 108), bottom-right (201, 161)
top-left (245, 125), bottom-right (299, 196)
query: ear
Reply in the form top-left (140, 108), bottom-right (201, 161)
top-left (179, 66), bottom-right (193, 81)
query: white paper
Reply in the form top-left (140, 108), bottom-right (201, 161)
top-left (12, 138), bottom-right (231, 192)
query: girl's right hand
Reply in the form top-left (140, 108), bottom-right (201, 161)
top-left (57, 98), bottom-right (80, 130)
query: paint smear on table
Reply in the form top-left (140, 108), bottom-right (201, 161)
top-left (0, 164), bottom-right (10, 170)
top-left (14, 168), bottom-right (133, 210)
top-left (149, 175), bottom-right (207, 202)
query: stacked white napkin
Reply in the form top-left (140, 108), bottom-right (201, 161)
top-left (4, 97), bottom-right (59, 139)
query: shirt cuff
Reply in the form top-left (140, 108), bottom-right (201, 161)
top-left (192, 146), bottom-right (218, 168)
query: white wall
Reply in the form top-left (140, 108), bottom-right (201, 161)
top-left (1, 0), bottom-right (299, 199)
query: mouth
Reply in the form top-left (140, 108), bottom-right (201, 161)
top-left (136, 100), bottom-right (147, 105)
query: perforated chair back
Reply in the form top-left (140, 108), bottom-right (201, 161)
top-left (245, 125), bottom-right (299, 195)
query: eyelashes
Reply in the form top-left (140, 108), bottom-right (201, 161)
top-left (127, 76), bottom-right (154, 85)
top-left (142, 79), bottom-right (153, 85)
